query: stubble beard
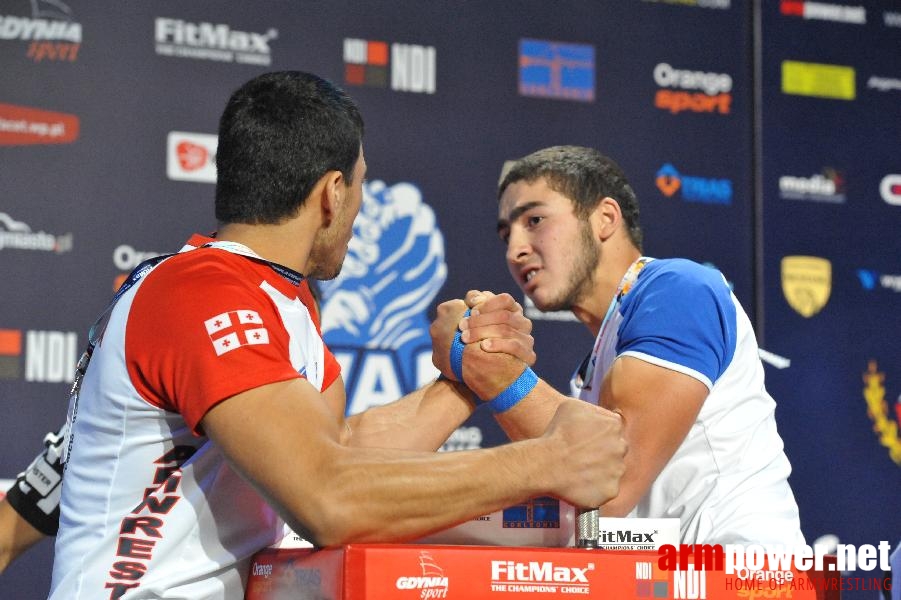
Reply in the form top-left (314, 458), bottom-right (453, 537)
top-left (533, 222), bottom-right (600, 313)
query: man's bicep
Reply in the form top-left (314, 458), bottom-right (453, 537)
top-left (200, 378), bottom-right (343, 538)
top-left (599, 356), bottom-right (707, 516)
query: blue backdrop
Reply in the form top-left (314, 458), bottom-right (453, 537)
top-left (1, 1), bottom-right (898, 598)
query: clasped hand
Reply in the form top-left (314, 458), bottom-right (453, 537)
top-left (430, 290), bottom-right (535, 401)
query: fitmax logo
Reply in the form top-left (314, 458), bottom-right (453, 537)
top-left (600, 529), bottom-right (656, 543)
top-left (491, 561), bottom-right (593, 583)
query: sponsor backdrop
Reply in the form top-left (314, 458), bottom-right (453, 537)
top-left (0, 0), bottom-right (897, 597)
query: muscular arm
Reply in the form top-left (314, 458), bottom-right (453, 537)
top-left (0, 497), bottom-right (45, 573)
top-left (453, 281), bottom-right (712, 517)
top-left (597, 356), bottom-right (706, 516)
top-left (328, 292), bottom-right (536, 451)
top-left (337, 376), bottom-right (477, 451)
top-left (452, 347), bottom-right (706, 517)
top-left (200, 377), bottom-right (625, 547)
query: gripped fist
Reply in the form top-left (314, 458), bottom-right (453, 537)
top-left (460, 290), bottom-right (535, 366)
top-left (430, 299), bottom-right (468, 380)
top-left (542, 400), bottom-right (627, 510)
top-left (430, 290), bottom-right (535, 383)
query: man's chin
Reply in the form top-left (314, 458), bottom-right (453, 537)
top-left (527, 293), bottom-right (566, 314)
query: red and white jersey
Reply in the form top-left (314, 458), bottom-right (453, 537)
top-left (49, 235), bottom-right (340, 600)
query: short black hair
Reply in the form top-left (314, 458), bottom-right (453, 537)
top-left (498, 145), bottom-right (643, 251)
top-left (215, 71), bottom-right (364, 225)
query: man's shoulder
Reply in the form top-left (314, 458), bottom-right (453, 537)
top-left (144, 246), bottom-right (260, 291)
top-left (634, 258), bottom-right (728, 296)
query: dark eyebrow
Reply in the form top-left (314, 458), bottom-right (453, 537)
top-left (496, 201), bottom-right (544, 232)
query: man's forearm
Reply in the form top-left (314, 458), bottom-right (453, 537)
top-left (344, 377), bottom-right (476, 451)
top-left (0, 497), bottom-right (46, 573)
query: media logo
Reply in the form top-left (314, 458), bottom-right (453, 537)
top-left (166, 131), bottom-right (217, 183)
top-left (780, 1), bottom-right (866, 24)
top-left (880, 174), bottom-right (901, 205)
top-left (782, 60), bottom-right (856, 100)
top-left (0, 212), bottom-right (73, 253)
top-left (154, 17), bottom-right (277, 65)
top-left (778, 169), bottom-right (845, 203)
top-left (863, 360), bottom-right (901, 466)
top-left (653, 63), bottom-right (733, 115)
top-left (0, 0), bottom-right (82, 62)
top-left (518, 39), bottom-right (594, 102)
top-left (856, 269), bottom-right (901, 293)
top-left (319, 180), bottom-right (447, 415)
top-left (0, 328), bottom-right (78, 382)
top-left (655, 164), bottom-right (733, 205)
top-left (503, 497), bottom-right (561, 529)
top-left (867, 76), bottom-right (901, 93)
top-left (0, 103), bottom-right (79, 146)
top-left (343, 38), bottom-right (436, 94)
top-left (394, 551), bottom-right (448, 598)
top-left (781, 255), bottom-right (831, 318)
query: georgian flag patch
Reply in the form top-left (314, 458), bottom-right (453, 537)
top-left (204, 310), bottom-right (270, 356)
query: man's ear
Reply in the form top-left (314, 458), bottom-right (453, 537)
top-left (319, 170), bottom-right (345, 227)
top-left (593, 197), bottom-right (623, 241)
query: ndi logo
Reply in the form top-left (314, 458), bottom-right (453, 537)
top-left (343, 38), bottom-right (436, 94)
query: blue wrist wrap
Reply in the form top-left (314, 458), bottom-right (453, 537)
top-left (449, 308), bottom-right (470, 381)
top-left (488, 367), bottom-right (538, 413)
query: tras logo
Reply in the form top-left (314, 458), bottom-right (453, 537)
top-left (319, 180), bottom-right (447, 415)
top-left (655, 164), bottom-right (732, 205)
top-left (395, 551), bottom-right (448, 599)
top-left (343, 38), bottom-right (436, 94)
top-left (0, 0), bottom-right (82, 62)
top-left (862, 360), bottom-right (901, 466)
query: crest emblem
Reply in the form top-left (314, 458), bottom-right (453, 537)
top-left (862, 360), bottom-right (901, 466)
top-left (781, 255), bottom-right (831, 318)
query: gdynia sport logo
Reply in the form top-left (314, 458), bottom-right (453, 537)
top-left (656, 541), bottom-right (893, 597)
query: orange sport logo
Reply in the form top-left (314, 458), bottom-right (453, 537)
top-left (653, 62), bottom-right (733, 115)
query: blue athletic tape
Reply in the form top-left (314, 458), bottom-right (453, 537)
top-left (449, 308), bottom-right (470, 381)
top-left (489, 367), bottom-right (539, 413)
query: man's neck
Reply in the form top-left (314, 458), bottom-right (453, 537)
top-left (215, 221), bottom-right (314, 273)
top-left (571, 244), bottom-right (642, 336)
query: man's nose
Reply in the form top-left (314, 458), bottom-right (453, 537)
top-left (505, 228), bottom-right (531, 264)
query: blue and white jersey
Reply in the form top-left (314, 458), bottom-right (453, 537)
top-left (571, 258), bottom-right (805, 545)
